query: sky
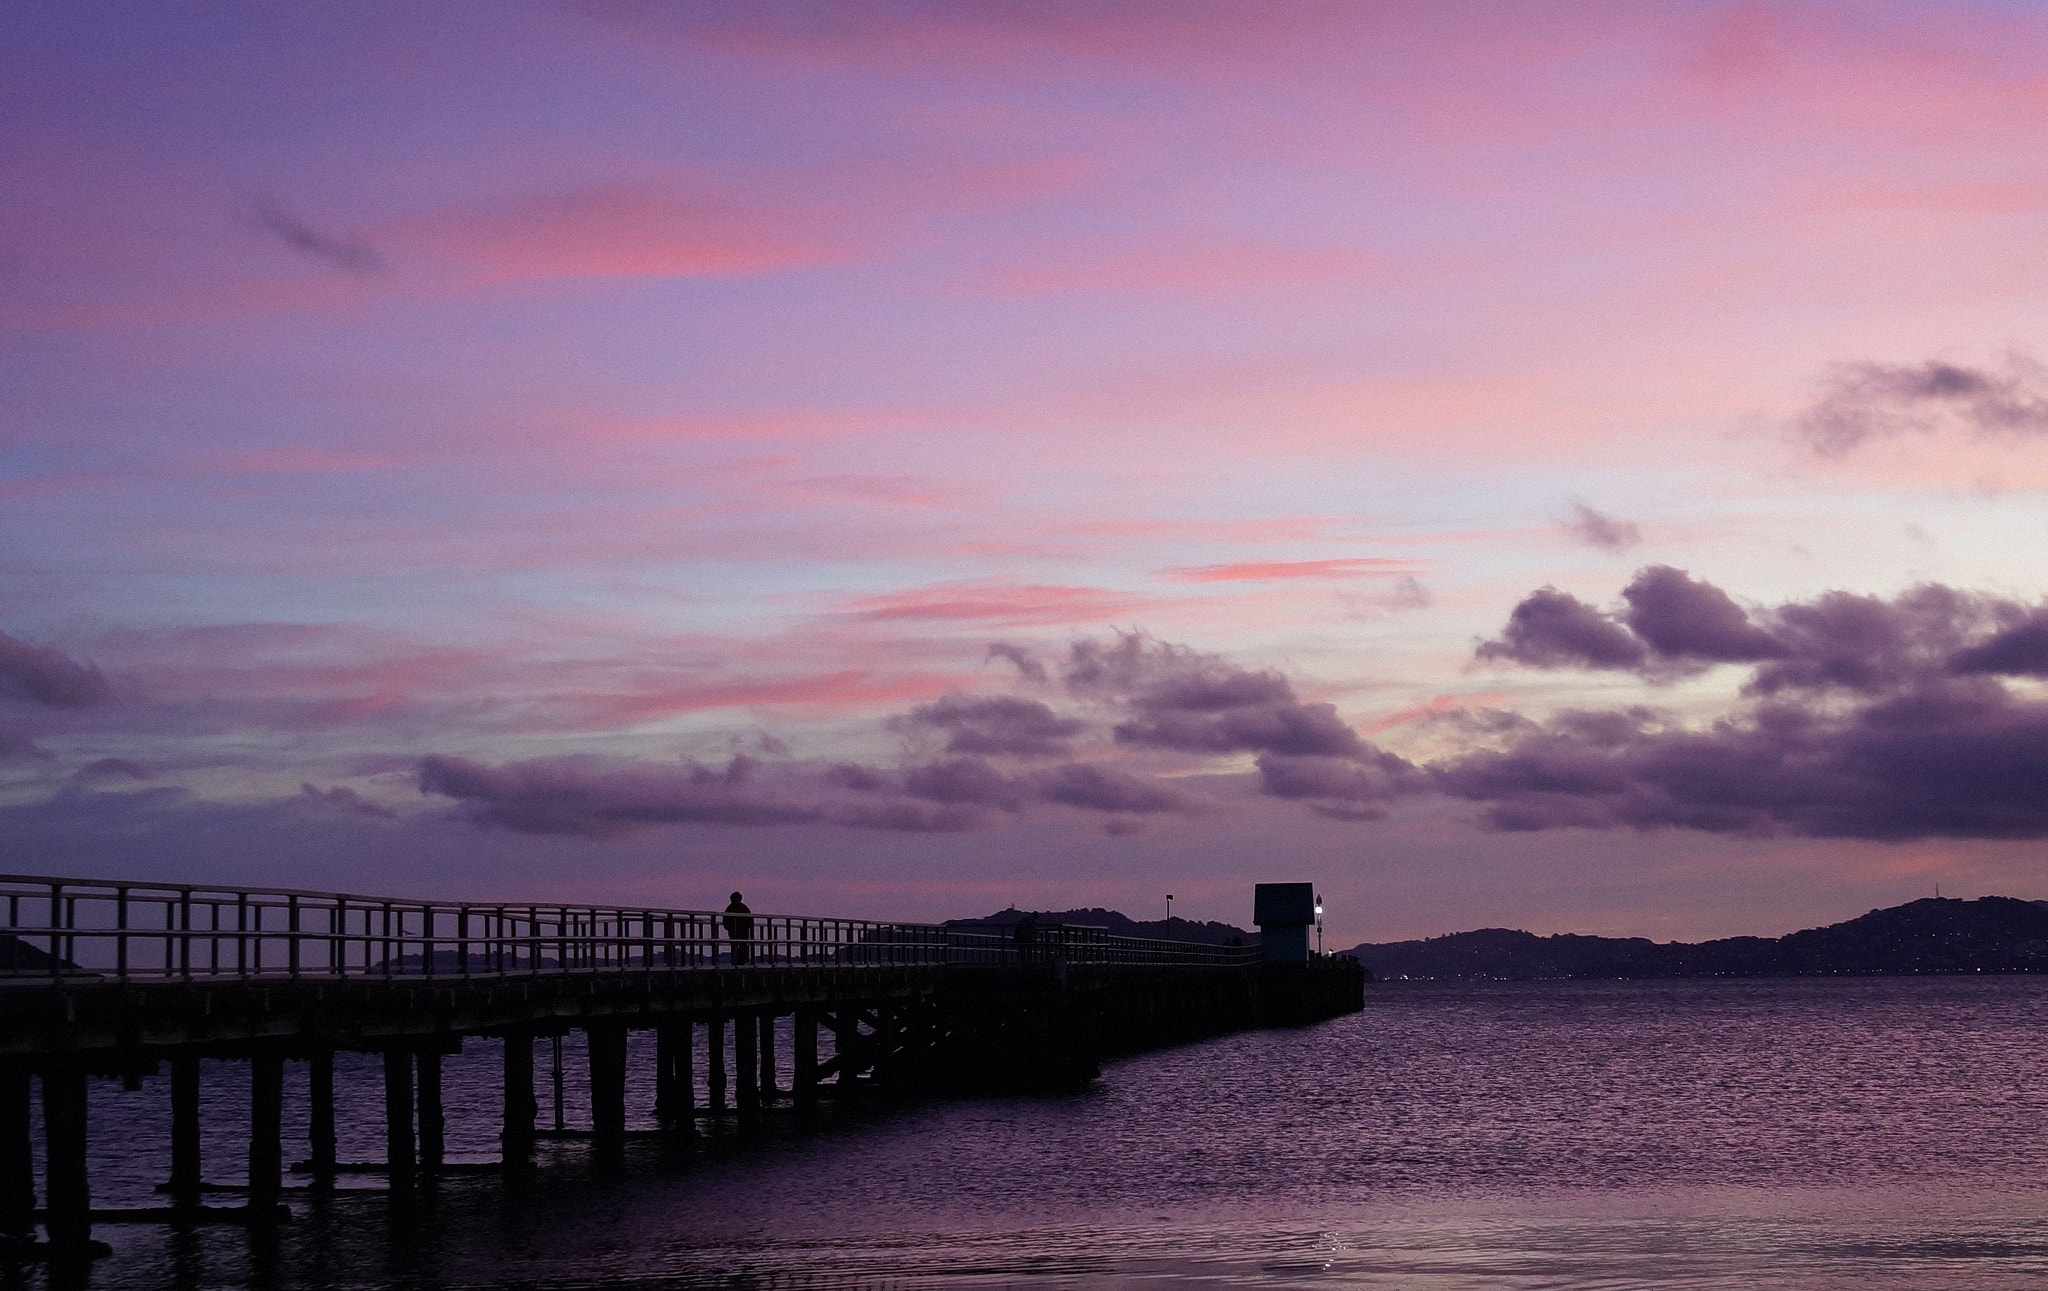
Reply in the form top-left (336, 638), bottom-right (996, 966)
top-left (7, 0), bottom-right (2048, 945)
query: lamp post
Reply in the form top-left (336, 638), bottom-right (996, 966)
top-left (1314, 893), bottom-right (1324, 956)
top-left (1165, 893), bottom-right (1174, 921)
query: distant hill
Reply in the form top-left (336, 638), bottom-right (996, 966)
top-left (1349, 896), bottom-right (2048, 979)
top-left (951, 907), bottom-right (1254, 947)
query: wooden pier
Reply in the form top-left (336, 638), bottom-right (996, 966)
top-left (0, 874), bottom-right (1364, 1258)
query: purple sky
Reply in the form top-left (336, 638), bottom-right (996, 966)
top-left (9, 1), bottom-right (2048, 944)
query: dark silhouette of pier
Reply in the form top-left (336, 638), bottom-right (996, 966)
top-left (0, 874), bottom-right (1362, 1258)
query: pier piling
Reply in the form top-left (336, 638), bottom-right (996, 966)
top-left (707, 1017), bottom-right (727, 1111)
top-left (500, 1033), bottom-right (535, 1156)
top-left (307, 1050), bottom-right (336, 1184)
top-left (168, 1054), bottom-right (200, 1206)
top-left (41, 1061), bottom-right (91, 1253)
top-left (247, 1052), bottom-right (283, 1217)
top-left (382, 1051), bottom-right (414, 1192)
top-left (0, 1065), bottom-right (33, 1245)
top-left (733, 1014), bottom-right (759, 1118)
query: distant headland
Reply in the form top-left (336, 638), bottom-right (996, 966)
top-left (968, 896), bottom-right (2048, 980)
top-left (1346, 896), bottom-right (2048, 980)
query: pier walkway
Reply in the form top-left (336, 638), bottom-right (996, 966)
top-left (0, 873), bottom-right (1363, 1257)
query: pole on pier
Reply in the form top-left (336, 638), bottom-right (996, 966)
top-left (307, 1049), bottom-right (336, 1185)
top-left (40, 1060), bottom-right (92, 1254)
top-left (793, 1010), bottom-right (819, 1106)
top-left (587, 1025), bottom-right (628, 1164)
top-left (0, 1064), bottom-right (33, 1246)
top-left (654, 1023), bottom-right (686, 1127)
top-left (382, 1050), bottom-right (415, 1192)
top-left (758, 1013), bottom-right (777, 1099)
top-left (551, 1035), bottom-right (565, 1131)
top-left (500, 1032), bottom-right (536, 1157)
top-left (416, 1050), bottom-right (445, 1173)
top-left (706, 1016), bottom-right (727, 1111)
top-left (734, 1014), bottom-right (759, 1118)
top-left (676, 1019), bottom-right (694, 1122)
top-left (168, 1053), bottom-right (201, 1205)
top-left (247, 1051), bottom-right (284, 1218)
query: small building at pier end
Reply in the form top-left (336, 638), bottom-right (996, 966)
top-left (1253, 882), bottom-right (1317, 963)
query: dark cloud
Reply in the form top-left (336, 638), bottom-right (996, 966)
top-left (1447, 576), bottom-right (2048, 840)
top-left (0, 731), bottom-right (50, 762)
top-left (420, 754), bottom-right (826, 839)
top-left (986, 642), bottom-right (1048, 685)
top-left (1116, 702), bottom-right (1364, 758)
top-left (0, 630), bottom-right (107, 708)
top-left (1795, 356), bottom-right (2048, 456)
top-left (1949, 613), bottom-right (2048, 678)
top-left (894, 693), bottom-right (1087, 758)
top-left (1564, 500), bottom-right (1642, 552)
top-left (418, 742), bottom-right (1200, 840)
top-left (1256, 751), bottom-right (1424, 816)
top-left (248, 202), bottom-right (384, 274)
top-left (900, 757), bottom-right (1030, 811)
top-left (1620, 566), bottom-right (1785, 663)
top-left (1475, 587), bottom-right (1648, 669)
top-left (1035, 762), bottom-right (1189, 814)
top-left (75, 758), bottom-right (149, 782)
top-left (296, 782), bottom-right (395, 819)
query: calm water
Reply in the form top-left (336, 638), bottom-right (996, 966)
top-left (37, 975), bottom-right (2048, 1289)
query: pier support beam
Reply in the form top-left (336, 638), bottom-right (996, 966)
top-left (706, 1017), bottom-right (727, 1111)
top-left (587, 1025), bottom-right (628, 1164)
top-left (793, 1010), bottom-right (818, 1106)
top-left (416, 1050), bottom-right (445, 1173)
top-left (733, 1014), bottom-right (759, 1118)
top-left (758, 1014), bottom-right (777, 1099)
top-left (307, 1049), bottom-right (336, 1184)
top-left (168, 1053), bottom-right (201, 1206)
top-left (247, 1052), bottom-right (283, 1218)
top-left (383, 1050), bottom-right (414, 1192)
top-left (500, 1033), bottom-right (535, 1157)
top-left (0, 1065), bottom-right (33, 1245)
top-left (41, 1061), bottom-right (91, 1254)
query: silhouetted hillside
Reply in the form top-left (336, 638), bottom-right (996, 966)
top-left (952, 907), bottom-right (1254, 946)
top-left (1349, 896), bottom-right (2048, 979)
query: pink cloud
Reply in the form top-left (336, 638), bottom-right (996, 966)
top-left (384, 183), bottom-right (848, 284)
top-left (1159, 558), bottom-right (1424, 584)
top-left (551, 668), bottom-right (973, 727)
top-left (983, 241), bottom-right (1382, 296)
top-left (843, 581), bottom-right (1152, 628)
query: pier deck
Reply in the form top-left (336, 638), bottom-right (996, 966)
top-left (0, 874), bottom-right (1363, 1257)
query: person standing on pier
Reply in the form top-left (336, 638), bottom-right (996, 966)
top-left (724, 892), bottom-right (755, 965)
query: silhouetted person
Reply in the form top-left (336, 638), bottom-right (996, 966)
top-left (724, 892), bottom-right (754, 966)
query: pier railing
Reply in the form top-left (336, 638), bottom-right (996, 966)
top-left (0, 875), bottom-right (1260, 984)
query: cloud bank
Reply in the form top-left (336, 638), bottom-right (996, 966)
top-left (1459, 569), bottom-right (2048, 839)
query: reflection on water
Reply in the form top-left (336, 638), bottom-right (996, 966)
top-left (35, 976), bottom-right (2048, 1288)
